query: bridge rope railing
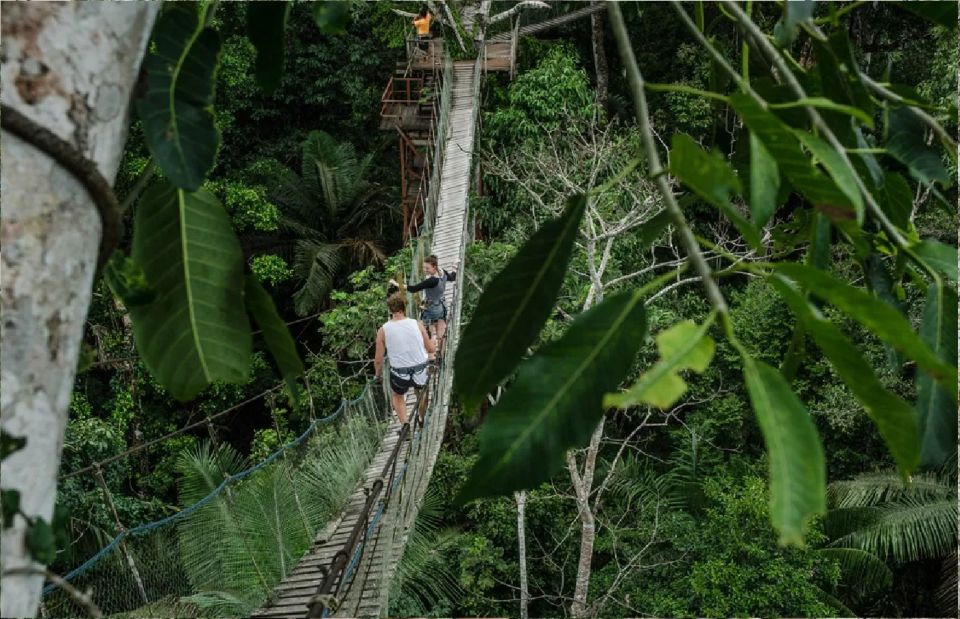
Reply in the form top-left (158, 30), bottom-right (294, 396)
top-left (40, 381), bottom-right (391, 618)
top-left (308, 101), bottom-right (476, 612)
top-left (306, 229), bottom-right (467, 618)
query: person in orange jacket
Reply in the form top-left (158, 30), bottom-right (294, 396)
top-left (413, 5), bottom-right (433, 52)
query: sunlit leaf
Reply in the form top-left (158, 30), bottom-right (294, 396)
top-left (245, 274), bottom-right (303, 406)
top-left (669, 133), bottom-right (761, 248)
top-left (776, 263), bottom-right (957, 398)
top-left (771, 276), bottom-right (919, 477)
top-left (915, 284), bottom-right (958, 468)
top-left (247, 1), bottom-right (292, 94)
top-left (458, 291), bottom-right (647, 502)
top-left (129, 181), bottom-right (251, 401)
top-left (455, 195), bottom-right (586, 414)
top-left (886, 107), bottom-right (951, 187)
top-left (741, 353), bottom-right (826, 545)
top-left (137, 4), bottom-right (221, 191)
top-left (606, 318), bottom-right (715, 410)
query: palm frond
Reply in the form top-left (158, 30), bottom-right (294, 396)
top-left (270, 164), bottom-right (318, 223)
top-left (339, 237), bottom-right (387, 268)
top-left (828, 472), bottom-right (954, 508)
top-left (936, 552), bottom-right (958, 616)
top-left (302, 130), bottom-right (361, 218)
top-left (832, 499), bottom-right (957, 563)
top-left (605, 454), bottom-right (685, 514)
top-left (817, 547), bottom-right (893, 597)
top-left (176, 441), bottom-right (248, 504)
top-left (389, 488), bottom-right (463, 615)
top-left (821, 506), bottom-right (884, 541)
top-left (292, 240), bottom-right (343, 315)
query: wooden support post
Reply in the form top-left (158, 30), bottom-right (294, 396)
top-left (93, 465), bottom-right (149, 605)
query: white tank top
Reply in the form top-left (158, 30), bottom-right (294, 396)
top-left (383, 318), bottom-right (428, 369)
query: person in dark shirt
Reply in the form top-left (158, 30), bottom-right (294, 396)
top-left (390, 254), bottom-right (457, 353)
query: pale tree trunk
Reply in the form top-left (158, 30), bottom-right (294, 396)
top-left (514, 490), bottom-right (529, 619)
top-left (568, 423), bottom-right (603, 618)
top-left (591, 1), bottom-right (609, 108)
top-left (0, 3), bottom-right (158, 616)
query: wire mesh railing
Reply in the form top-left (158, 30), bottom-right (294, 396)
top-left (40, 384), bottom-right (390, 619)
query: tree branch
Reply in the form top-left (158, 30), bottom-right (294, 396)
top-left (608, 3), bottom-right (729, 316)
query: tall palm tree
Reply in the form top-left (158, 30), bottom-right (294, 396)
top-left (822, 469), bottom-right (957, 614)
top-left (270, 130), bottom-right (395, 315)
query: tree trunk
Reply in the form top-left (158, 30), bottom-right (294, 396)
top-left (0, 3), bottom-right (158, 616)
top-left (591, 2), bottom-right (609, 108)
top-left (568, 423), bottom-right (604, 618)
top-left (515, 490), bottom-right (529, 619)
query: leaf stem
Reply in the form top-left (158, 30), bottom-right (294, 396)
top-left (608, 3), bottom-right (729, 317)
top-left (644, 82), bottom-right (730, 104)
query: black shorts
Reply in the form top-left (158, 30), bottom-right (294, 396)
top-left (389, 367), bottom-right (428, 395)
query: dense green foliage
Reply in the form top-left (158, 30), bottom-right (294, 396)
top-left (38, 2), bottom-right (958, 618)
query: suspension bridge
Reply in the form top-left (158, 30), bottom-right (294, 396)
top-left (39, 6), bottom-right (599, 617)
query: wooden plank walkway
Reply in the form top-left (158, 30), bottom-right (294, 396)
top-left (251, 60), bottom-right (478, 619)
top-left (488, 2), bottom-right (606, 41)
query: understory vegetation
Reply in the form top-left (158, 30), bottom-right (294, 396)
top-left (29, 2), bottom-right (957, 618)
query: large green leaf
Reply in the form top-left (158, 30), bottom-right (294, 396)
top-left (811, 31), bottom-right (873, 116)
top-left (669, 133), bottom-right (761, 248)
top-left (793, 130), bottom-right (864, 224)
top-left (741, 354), bottom-right (826, 545)
top-left (749, 132), bottom-right (780, 227)
top-left (915, 284), bottom-right (958, 469)
top-left (129, 182), bottom-right (251, 401)
top-left (137, 4), bottom-right (221, 192)
top-left (245, 274), bottom-right (303, 406)
top-left (455, 195), bottom-right (587, 414)
top-left (886, 107), bottom-right (951, 187)
top-left (771, 276), bottom-right (920, 476)
top-left (912, 240), bottom-right (958, 284)
top-left (731, 93), bottom-right (854, 219)
top-left (458, 290), bottom-right (647, 502)
top-left (776, 263), bottom-right (958, 398)
top-left (877, 171), bottom-right (913, 229)
top-left (605, 318), bottom-right (714, 410)
top-left (246, 1), bottom-right (292, 94)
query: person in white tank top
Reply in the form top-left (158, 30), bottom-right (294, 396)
top-left (374, 294), bottom-right (435, 423)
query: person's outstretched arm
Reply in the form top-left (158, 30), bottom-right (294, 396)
top-left (406, 276), bottom-right (440, 293)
